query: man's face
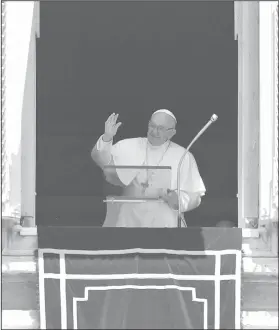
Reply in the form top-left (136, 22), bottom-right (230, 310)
top-left (147, 113), bottom-right (176, 146)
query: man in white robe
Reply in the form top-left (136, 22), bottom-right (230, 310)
top-left (91, 110), bottom-right (206, 227)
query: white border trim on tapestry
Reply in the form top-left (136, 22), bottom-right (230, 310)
top-left (73, 286), bottom-right (208, 330)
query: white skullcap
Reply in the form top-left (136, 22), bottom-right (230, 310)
top-left (152, 109), bottom-right (177, 123)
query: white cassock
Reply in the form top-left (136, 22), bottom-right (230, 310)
top-left (96, 135), bottom-right (206, 227)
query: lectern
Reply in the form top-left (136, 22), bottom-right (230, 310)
top-left (102, 165), bottom-right (175, 227)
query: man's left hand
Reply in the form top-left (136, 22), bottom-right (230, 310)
top-left (160, 189), bottom-right (179, 210)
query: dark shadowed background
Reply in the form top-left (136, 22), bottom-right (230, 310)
top-left (36, 1), bottom-right (238, 227)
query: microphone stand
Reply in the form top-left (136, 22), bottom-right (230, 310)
top-left (177, 114), bottom-right (218, 228)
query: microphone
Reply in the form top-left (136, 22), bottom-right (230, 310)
top-left (177, 114), bottom-right (219, 228)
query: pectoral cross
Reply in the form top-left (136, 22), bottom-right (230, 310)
top-left (141, 181), bottom-right (149, 194)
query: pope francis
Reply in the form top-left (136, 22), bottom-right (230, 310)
top-left (91, 110), bottom-right (206, 227)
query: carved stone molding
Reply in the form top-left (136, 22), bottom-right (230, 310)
top-left (271, 4), bottom-right (278, 222)
top-left (1, 1), bottom-right (10, 214)
top-left (235, 2), bottom-right (260, 228)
